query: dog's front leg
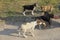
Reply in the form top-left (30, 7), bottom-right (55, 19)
top-left (32, 11), bottom-right (34, 15)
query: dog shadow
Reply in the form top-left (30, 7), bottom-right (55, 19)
top-left (0, 11), bottom-right (60, 37)
top-left (0, 28), bottom-right (19, 37)
top-left (51, 20), bottom-right (60, 28)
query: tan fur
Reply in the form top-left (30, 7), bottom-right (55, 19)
top-left (41, 5), bottom-right (53, 12)
top-left (36, 19), bottom-right (47, 28)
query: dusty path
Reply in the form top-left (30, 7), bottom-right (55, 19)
top-left (0, 19), bottom-right (60, 40)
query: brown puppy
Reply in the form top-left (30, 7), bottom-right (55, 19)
top-left (36, 19), bottom-right (47, 29)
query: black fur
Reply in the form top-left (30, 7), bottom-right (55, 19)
top-left (33, 11), bottom-right (54, 25)
top-left (23, 3), bottom-right (36, 11)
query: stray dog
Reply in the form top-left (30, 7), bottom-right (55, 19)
top-left (18, 21), bottom-right (37, 38)
top-left (22, 3), bottom-right (38, 16)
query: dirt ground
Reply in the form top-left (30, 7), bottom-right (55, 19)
top-left (0, 19), bottom-right (60, 40)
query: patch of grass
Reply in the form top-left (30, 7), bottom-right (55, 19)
top-left (0, 0), bottom-right (60, 18)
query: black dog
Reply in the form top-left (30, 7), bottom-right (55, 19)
top-left (32, 11), bottom-right (54, 28)
top-left (23, 3), bottom-right (37, 16)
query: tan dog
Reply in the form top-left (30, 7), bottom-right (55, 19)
top-left (41, 5), bottom-right (53, 12)
top-left (36, 19), bottom-right (47, 29)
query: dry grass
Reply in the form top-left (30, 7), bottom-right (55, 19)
top-left (0, 0), bottom-right (60, 17)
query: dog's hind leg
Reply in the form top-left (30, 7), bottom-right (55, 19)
top-left (18, 31), bottom-right (21, 37)
top-left (23, 11), bottom-right (26, 16)
top-left (22, 30), bottom-right (27, 38)
top-left (18, 28), bottom-right (22, 37)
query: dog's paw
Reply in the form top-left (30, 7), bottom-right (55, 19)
top-left (23, 35), bottom-right (27, 38)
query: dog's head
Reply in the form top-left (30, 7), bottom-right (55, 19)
top-left (49, 13), bottom-right (54, 18)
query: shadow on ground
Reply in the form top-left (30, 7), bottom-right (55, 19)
top-left (0, 11), bottom-right (60, 37)
top-left (0, 28), bottom-right (18, 37)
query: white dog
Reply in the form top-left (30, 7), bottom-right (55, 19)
top-left (18, 21), bottom-right (37, 38)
